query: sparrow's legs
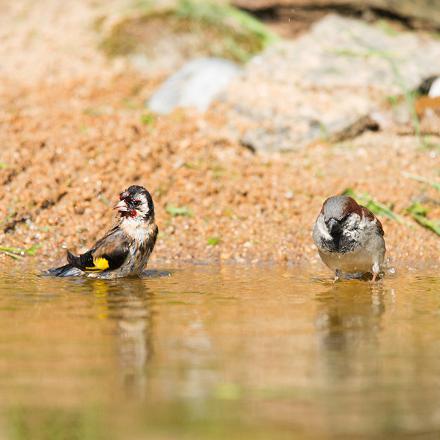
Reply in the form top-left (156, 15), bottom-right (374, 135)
top-left (333, 269), bottom-right (341, 283)
top-left (371, 262), bottom-right (380, 283)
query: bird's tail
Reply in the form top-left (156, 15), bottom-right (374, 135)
top-left (43, 263), bottom-right (82, 277)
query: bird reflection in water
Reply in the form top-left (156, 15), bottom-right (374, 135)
top-left (314, 281), bottom-right (387, 381)
top-left (89, 271), bottom-right (169, 399)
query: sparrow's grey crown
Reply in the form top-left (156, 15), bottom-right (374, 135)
top-left (322, 195), bottom-right (354, 221)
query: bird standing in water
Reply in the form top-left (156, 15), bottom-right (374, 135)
top-left (46, 185), bottom-right (158, 279)
top-left (313, 195), bottom-right (385, 282)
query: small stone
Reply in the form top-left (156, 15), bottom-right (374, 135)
top-left (148, 57), bottom-right (241, 114)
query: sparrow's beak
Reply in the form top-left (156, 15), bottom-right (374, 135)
top-left (114, 200), bottom-right (128, 212)
top-left (326, 218), bottom-right (341, 236)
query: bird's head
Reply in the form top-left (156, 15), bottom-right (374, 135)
top-left (114, 185), bottom-right (154, 222)
top-left (321, 195), bottom-right (362, 237)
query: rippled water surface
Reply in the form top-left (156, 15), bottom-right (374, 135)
top-left (0, 264), bottom-right (439, 439)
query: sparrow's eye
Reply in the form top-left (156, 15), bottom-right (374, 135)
top-left (132, 199), bottom-right (142, 207)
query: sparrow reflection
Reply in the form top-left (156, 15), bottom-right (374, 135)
top-left (315, 281), bottom-right (386, 380)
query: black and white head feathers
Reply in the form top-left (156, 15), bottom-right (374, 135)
top-left (115, 185), bottom-right (155, 221)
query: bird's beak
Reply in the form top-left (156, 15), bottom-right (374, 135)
top-left (326, 218), bottom-right (341, 235)
top-left (114, 200), bottom-right (128, 212)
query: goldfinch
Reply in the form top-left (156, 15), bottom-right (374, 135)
top-left (46, 185), bottom-right (158, 279)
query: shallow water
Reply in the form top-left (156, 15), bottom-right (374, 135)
top-left (0, 265), bottom-right (439, 439)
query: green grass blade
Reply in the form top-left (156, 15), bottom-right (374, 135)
top-left (165, 204), bottom-right (193, 217)
top-left (342, 188), bottom-right (409, 224)
top-left (403, 172), bottom-right (440, 192)
top-left (0, 244), bottom-right (40, 256)
top-left (407, 203), bottom-right (440, 236)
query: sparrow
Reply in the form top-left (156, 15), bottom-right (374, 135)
top-left (312, 195), bottom-right (385, 282)
top-left (46, 185), bottom-right (158, 279)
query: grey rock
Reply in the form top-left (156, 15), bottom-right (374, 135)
top-left (147, 57), bottom-right (241, 114)
top-left (222, 15), bottom-right (440, 152)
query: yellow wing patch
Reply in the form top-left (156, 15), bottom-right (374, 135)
top-left (85, 257), bottom-right (110, 272)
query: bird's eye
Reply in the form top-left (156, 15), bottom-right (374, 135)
top-left (132, 199), bottom-right (141, 206)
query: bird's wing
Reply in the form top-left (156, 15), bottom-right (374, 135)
top-left (151, 224), bottom-right (159, 250)
top-left (361, 206), bottom-right (384, 236)
top-left (67, 227), bottom-right (131, 272)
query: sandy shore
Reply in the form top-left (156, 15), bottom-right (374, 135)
top-left (0, 0), bottom-right (438, 271)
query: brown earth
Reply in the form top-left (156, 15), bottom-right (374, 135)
top-left (0, 0), bottom-right (439, 271)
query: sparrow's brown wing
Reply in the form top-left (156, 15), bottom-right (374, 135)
top-left (361, 206), bottom-right (384, 236)
top-left (67, 227), bottom-right (130, 272)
